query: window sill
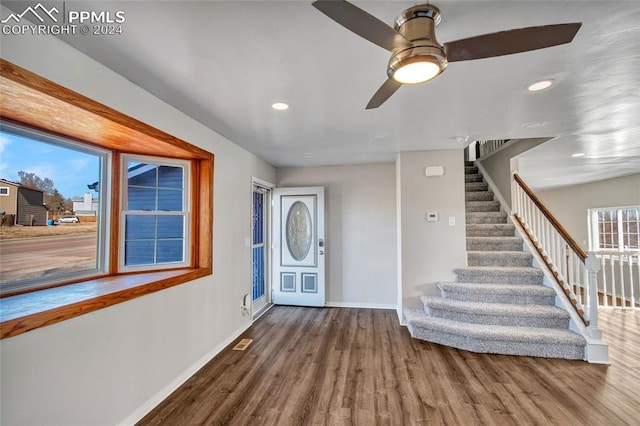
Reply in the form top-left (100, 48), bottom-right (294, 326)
top-left (0, 268), bottom-right (211, 339)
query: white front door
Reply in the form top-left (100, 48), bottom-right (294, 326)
top-left (272, 187), bottom-right (325, 307)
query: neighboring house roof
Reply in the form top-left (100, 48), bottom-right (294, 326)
top-left (0, 178), bottom-right (45, 193)
top-left (87, 163), bottom-right (156, 190)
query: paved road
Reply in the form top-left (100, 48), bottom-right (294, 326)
top-left (0, 234), bottom-right (97, 284)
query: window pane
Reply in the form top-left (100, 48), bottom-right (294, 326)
top-left (127, 163), bottom-right (157, 186)
top-left (593, 206), bottom-right (640, 251)
top-left (157, 240), bottom-right (183, 263)
top-left (158, 189), bottom-right (182, 211)
top-left (158, 165), bottom-right (183, 188)
top-left (127, 187), bottom-right (156, 210)
top-left (125, 216), bottom-right (155, 239)
top-left (157, 216), bottom-right (183, 239)
top-left (122, 157), bottom-right (188, 269)
top-left (0, 126), bottom-right (103, 289)
top-left (125, 240), bottom-right (155, 265)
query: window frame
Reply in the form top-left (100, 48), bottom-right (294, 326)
top-left (589, 205), bottom-right (640, 252)
top-left (120, 154), bottom-right (191, 272)
top-left (0, 121), bottom-right (112, 293)
top-left (0, 59), bottom-right (214, 339)
top-left (0, 187), bottom-right (9, 196)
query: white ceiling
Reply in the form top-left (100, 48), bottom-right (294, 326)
top-left (5, 1), bottom-right (640, 189)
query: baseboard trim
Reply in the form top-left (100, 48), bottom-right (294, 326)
top-left (119, 322), bottom-right (253, 426)
top-left (325, 302), bottom-right (397, 310)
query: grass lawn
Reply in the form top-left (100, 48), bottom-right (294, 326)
top-left (0, 222), bottom-right (97, 240)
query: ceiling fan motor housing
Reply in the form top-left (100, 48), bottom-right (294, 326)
top-left (388, 4), bottom-right (448, 82)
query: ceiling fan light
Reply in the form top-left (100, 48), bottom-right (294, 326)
top-left (393, 60), bottom-right (441, 84)
top-left (388, 45), bottom-right (447, 85)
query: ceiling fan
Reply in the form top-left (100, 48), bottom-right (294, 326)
top-left (312, 0), bottom-right (582, 109)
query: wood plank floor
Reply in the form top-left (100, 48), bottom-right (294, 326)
top-left (138, 307), bottom-right (640, 425)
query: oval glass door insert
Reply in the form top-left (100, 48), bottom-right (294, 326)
top-left (286, 201), bottom-right (312, 261)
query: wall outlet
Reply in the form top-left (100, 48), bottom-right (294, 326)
top-left (449, 216), bottom-right (456, 226)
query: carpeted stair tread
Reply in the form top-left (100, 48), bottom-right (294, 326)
top-left (465, 174), bottom-right (484, 183)
top-left (465, 166), bottom-right (479, 174)
top-left (466, 212), bottom-right (507, 224)
top-left (438, 282), bottom-right (555, 305)
top-left (467, 251), bottom-right (533, 267)
top-left (466, 223), bottom-right (515, 237)
top-left (421, 296), bottom-right (569, 328)
top-left (404, 309), bottom-right (585, 359)
top-left (466, 191), bottom-right (495, 201)
top-left (467, 236), bottom-right (523, 251)
top-left (455, 266), bottom-right (544, 285)
top-left (465, 181), bottom-right (489, 192)
top-left (465, 200), bottom-right (501, 212)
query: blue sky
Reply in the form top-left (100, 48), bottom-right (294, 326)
top-left (0, 130), bottom-right (100, 200)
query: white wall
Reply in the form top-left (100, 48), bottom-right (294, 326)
top-left (0, 19), bottom-right (275, 426)
top-left (479, 138), bottom-right (549, 208)
top-left (277, 164), bottom-right (397, 308)
top-left (536, 173), bottom-right (640, 250)
top-left (398, 151), bottom-right (467, 309)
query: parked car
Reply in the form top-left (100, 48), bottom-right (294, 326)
top-left (57, 216), bottom-right (79, 223)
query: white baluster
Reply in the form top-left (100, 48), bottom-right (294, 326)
top-left (586, 253), bottom-right (602, 339)
top-left (619, 253), bottom-right (626, 307)
top-left (601, 254), bottom-right (608, 307)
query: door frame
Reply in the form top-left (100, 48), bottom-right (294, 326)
top-left (251, 177), bottom-right (274, 320)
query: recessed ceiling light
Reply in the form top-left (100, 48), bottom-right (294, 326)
top-left (527, 80), bottom-right (554, 92)
top-left (571, 152), bottom-right (585, 157)
top-left (271, 102), bottom-right (289, 111)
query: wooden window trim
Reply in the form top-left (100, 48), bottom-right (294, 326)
top-left (0, 59), bottom-right (214, 339)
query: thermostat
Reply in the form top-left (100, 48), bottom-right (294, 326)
top-left (426, 212), bottom-right (439, 222)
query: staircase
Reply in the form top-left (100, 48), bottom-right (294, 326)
top-left (404, 161), bottom-right (586, 360)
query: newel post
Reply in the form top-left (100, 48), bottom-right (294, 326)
top-left (586, 253), bottom-right (602, 339)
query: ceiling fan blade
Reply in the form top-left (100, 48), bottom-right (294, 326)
top-left (366, 79), bottom-right (402, 109)
top-left (312, 0), bottom-right (410, 52)
top-left (444, 23), bottom-right (582, 62)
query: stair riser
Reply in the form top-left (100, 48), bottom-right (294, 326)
top-left (455, 271), bottom-right (544, 285)
top-left (465, 174), bottom-right (484, 183)
top-left (466, 214), bottom-right (507, 224)
top-left (465, 192), bottom-right (495, 201)
top-left (466, 226), bottom-right (515, 237)
top-left (424, 306), bottom-right (569, 329)
top-left (407, 324), bottom-right (584, 360)
top-left (466, 201), bottom-right (501, 212)
top-left (467, 253), bottom-right (532, 267)
top-left (465, 182), bottom-right (489, 192)
top-left (440, 290), bottom-right (555, 305)
top-left (465, 167), bottom-right (479, 175)
top-left (467, 239), bottom-right (523, 251)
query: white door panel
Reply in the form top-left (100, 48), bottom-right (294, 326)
top-left (272, 187), bottom-right (325, 307)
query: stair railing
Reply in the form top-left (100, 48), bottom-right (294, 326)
top-left (477, 139), bottom-right (508, 158)
top-left (593, 250), bottom-right (640, 309)
top-left (511, 173), bottom-right (602, 339)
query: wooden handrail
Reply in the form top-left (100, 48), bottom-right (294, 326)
top-left (513, 173), bottom-right (588, 261)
